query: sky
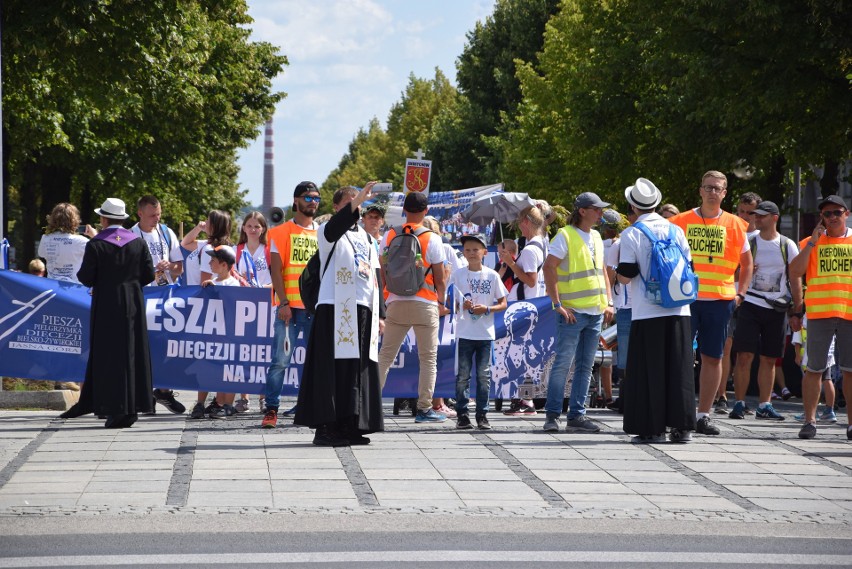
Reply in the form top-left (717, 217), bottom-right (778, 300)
top-left (236, 0), bottom-right (496, 209)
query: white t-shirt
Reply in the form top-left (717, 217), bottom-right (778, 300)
top-left (381, 228), bottom-right (446, 305)
top-left (605, 238), bottom-right (632, 310)
top-left (618, 213), bottom-right (692, 321)
top-left (443, 243), bottom-right (468, 274)
top-left (131, 223), bottom-right (182, 286)
top-left (237, 244), bottom-right (272, 287)
top-left (37, 232), bottom-right (89, 284)
top-left (745, 234), bottom-right (799, 310)
top-left (212, 274), bottom-right (241, 287)
top-left (508, 235), bottom-right (547, 301)
top-left (451, 266), bottom-right (509, 341)
top-left (317, 225), bottom-right (377, 308)
top-left (184, 239), bottom-right (213, 286)
top-left (548, 227), bottom-right (603, 315)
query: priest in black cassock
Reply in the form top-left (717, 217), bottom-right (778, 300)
top-left (60, 198), bottom-right (156, 428)
top-left (295, 182), bottom-right (385, 446)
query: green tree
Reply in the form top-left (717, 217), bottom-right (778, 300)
top-left (2, 0), bottom-right (286, 267)
top-left (320, 70), bottom-right (457, 196)
top-left (501, 0), bottom-right (852, 211)
top-left (426, 0), bottom-right (560, 189)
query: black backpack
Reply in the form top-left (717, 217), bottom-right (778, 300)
top-left (298, 240), bottom-right (338, 315)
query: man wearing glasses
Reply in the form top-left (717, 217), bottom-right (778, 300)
top-left (789, 195), bottom-right (852, 440)
top-left (670, 171), bottom-right (752, 436)
top-left (262, 181), bottom-right (321, 428)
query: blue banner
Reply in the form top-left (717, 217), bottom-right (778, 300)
top-left (0, 271), bottom-right (559, 398)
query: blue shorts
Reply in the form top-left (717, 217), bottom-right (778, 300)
top-left (691, 299), bottom-right (736, 359)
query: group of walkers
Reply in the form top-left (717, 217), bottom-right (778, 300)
top-left (30, 169), bottom-right (852, 445)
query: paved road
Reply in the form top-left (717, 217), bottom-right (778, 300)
top-left (0, 399), bottom-right (850, 566)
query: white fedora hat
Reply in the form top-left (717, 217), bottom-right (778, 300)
top-left (624, 178), bottom-right (662, 210)
top-left (94, 198), bottom-right (129, 220)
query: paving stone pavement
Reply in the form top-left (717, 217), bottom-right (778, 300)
top-left (0, 400), bottom-right (850, 524)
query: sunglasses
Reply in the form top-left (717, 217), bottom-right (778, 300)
top-left (301, 196), bottom-right (321, 203)
top-left (822, 209), bottom-right (846, 218)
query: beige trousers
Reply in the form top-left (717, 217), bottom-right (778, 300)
top-left (378, 300), bottom-right (439, 412)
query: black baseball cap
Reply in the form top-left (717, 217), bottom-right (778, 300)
top-left (753, 201), bottom-right (780, 216)
top-left (206, 245), bottom-right (236, 265)
top-left (403, 191), bottom-right (428, 213)
top-left (294, 181), bottom-right (319, 198)
top-left (818, 195), bottom-right (848, 210)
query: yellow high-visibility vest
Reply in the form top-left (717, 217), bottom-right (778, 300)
top-left (554, 226), bottom-right (607, 311)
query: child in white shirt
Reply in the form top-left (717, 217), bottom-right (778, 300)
top-left (451, 234), bottom-right (508, 430)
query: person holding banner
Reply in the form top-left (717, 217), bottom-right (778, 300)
top-left (131, 195), bottom-right (186, 415)
top-left (38, 203), bottom-right (96, 283)
top-left (61, 198), bottom-right (156, 428)
top-left (261, 181), bottom-right (321, 428)
top-left (295, 184), bottom-right (384, 446)
top-left (543, 192), bottom-right (614, 433)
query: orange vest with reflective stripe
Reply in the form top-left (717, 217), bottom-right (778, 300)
top-left (382, 224), bottom-right (437, 302)
top-left (268, 220), bottom-right (318, 308)
top-left (800, 233), bottom-right (852, 320)
top-left (670, 209), bottom-right (747, 300)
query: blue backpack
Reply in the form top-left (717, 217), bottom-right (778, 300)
top-left (633, 222), bottom-right (698, 308)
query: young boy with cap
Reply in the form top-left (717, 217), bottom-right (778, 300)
top-left (202, 245), bottom-right (240, 417)
top-left (452, 233), bottom-right (508, 430)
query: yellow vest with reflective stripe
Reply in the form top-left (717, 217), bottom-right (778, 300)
top-left (555, 226), bottom-right (607, 311)
top-left (800, 233), bottom-right (852, 320)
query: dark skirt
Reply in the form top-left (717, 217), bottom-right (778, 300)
top-left (623, 315), bottom-right (696, 436)
top-left (294, 303), bottom-right (384, 434)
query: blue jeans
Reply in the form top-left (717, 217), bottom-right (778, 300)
top-left (264, 309), bottom-right (313, 410)
top-left (545, 312), bottom-right (604, 419)
top-left (455, 338), bottom-right (492, 418)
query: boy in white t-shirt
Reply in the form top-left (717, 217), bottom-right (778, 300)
top-left (451, 234), bottom-right (508, 430)
top-left (201, 245), bottom-right (240, 417)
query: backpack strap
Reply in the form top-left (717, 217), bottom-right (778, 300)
top-left (320, 239), bottom-right (339, 280)
top-left (159, 224), bottom-right (172, 250)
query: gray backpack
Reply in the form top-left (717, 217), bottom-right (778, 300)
top-left (384, 225), bottom-right (432, 296)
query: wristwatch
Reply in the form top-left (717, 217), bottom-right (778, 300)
top-left (736, 294), bottom-right (745, 301)
top-left (552, 301), bottom-right (561, 310)
top-left (607, 299), bottom-right (614, 307)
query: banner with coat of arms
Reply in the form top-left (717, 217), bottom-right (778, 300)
top-left (404, 158), bottom-right (432, 195)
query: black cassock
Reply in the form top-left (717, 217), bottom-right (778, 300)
top-left (76, 226), bottom-right (156, 416)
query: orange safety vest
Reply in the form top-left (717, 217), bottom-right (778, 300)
top-left (382, 224), bottom-right (437, 302)
top-left (800, 232), bottom-right (852, 320)
top-left (670, 209), bottom-right (747, 300)
top-left (267, 220), bottom-right (318, 308)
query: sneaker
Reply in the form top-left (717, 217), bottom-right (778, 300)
top-left (744, 404), bottom-right (754, 415)
top-left (502, 399), bottom-right (523, 416)
top-left (189, 402), bottom-right (205, 420)
top-left (793, 412), bottom-right (806, 422)
top-left (208, 405), bottom-right (226, 419)
top-left (713, 398), bottom-right (729, 414)
top-left (234, 398), bottom-right (250, 413)
top-left (696, 415), bottom-right (720, 435)
top-left (729, 400), bottom-right (746, 420)
top-left (798, 422), bottom-right (817, 439)
top-left (565, 415), bottom-right (601, 433)
top-left (476, 416), bottom-right (492, 430)
top-left (204, 399), bottom-right (219, 415)
top-left (223, 404), bottom-right (237, 417)
top-left (818, 407), bottom-right (838, 424)
top-left (261, 409), bottom-right (278, 429)
top-left (456, 415), bottom-right (473, 430)
top-left (153, 389), bottom-right (186, 414)
top-left (781, 388), bottom-right (792, 401)
top-left (543, 417), bottom-right (561, 432)
top-left (669, 428), bottom-right (692, 443)
top-left (281, 404), bottom-right (298, 417)
top-left (415, 409), bottom-right (447, 423)
top-left (433, 403), bottom-right (457, 419)
top-left (847, 426), bottom-right (852, 441)
top-left (755, 404), bottom-right (785, 421)
top-left (631, 434), bottom-right (665, 444)
top-left (519, 401), bottom-right (537, 416)
top-left (771, 391), bottom-right (780, 400)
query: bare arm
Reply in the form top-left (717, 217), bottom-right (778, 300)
top-left (737, 249), bottom-right (753, 301)
top-left (180, 221), bottom-right (206, 251)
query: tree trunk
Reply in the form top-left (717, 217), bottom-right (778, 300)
top-left (820, 159), bottom-right (839, 197)
top-left (19, 162), bottom-right (40, 270)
